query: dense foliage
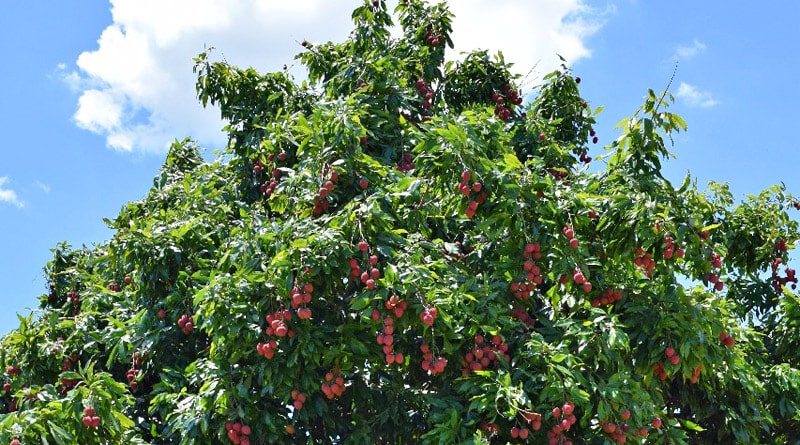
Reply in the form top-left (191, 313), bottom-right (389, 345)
top-left (2, 1), bottom-right (800, 444)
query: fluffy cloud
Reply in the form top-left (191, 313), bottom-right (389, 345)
top-left (0, 177), bottom-right (24, 208)
top-left (676, 82), bottom-right (718, 108)
top-left (673, 39), bottom-right (706, 61)
top-left (447, 0), bottom-right (602, 80)
top-left (66, 0), bottom-right (603, 153)
top-left (34, 181), bottom-right (51, 194)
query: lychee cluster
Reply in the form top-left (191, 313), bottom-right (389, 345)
top-left (652, 345), bottom-right (685, 384)
top-left (291, 389), bottom-right (307, 411)
top-left (59, 353), bottom-right (79, 391)
top-left (313, 169), bottom-right (339, 216)
top-left (320, 370), bottom-right (346, 400)
top-left (264, 310), bottom-right (293, 338)
top-left (81, 406), bottom-right (100, 428)
top-left (562, 225), bottom-right (578, 249)
top-left (719, 331), bottom-right (735, 347)
top-left (634, 247), bottom-right (656, 277)
top-left (690, 363), bottom-right (702, 384)
top-left (415, 78), bottom-right (434, 110)
top-left (126, 349), bottom-right (144, 391)
top-left (520, 411), bottom-right (543, 433)
top-left (254, 153), bottom-right (287, 198)
top-left (225, 421), bottom-right (252, 445)
top-left (571, 268), bottom-right (592, 293)
top-left (662, 235), bottom-right (684, 260)
top-left (420, 343), bottom-right (447, 375)
top-left (703, 252), bottom-right (724, 291)
top-left (350, 241), bottom-right (381, 290)
top-left (509, 425), bottom-right (530, 440)
top-left (397, 153), bottom-right (416, 172)
top-left (289, 283), bottom-right (313, 320)
top-left (478, 421), bottom-right (499, 437)
top-left (546, 402), bottom-right (578, 445)
top-left (510, 305), bottom-right (536, 326)
top-left (419, 307), bottom-right (437, 327)
top-left (177, 314), bottom-right (194, 335)
top-left (770, 256), bottom-right (797, 291)
top-left (510, 243), bottom-right (543, 301)
top-left (457, 170), bottom-right (487, 218)
top-left (549, 168), bottom-right (569, 181)
top-left (67, 291), bottom-right (80, 305)
top-left (424, 29), bottom-right (443, 47)
top-left (591, 288), bottom-right (622, 308)
top-left (257, 310), bottom-right (294, 359)
top-left (256, 339), bottom-right (278, 360)
top-left (125, 367), bottom-right (140, 391)
top-left (375, 313), bottom-right (404, 365)
top-left (664, 345), bottom-right (680, 365)
top-left (599, 418), bottom-right (629, 444)
top-left (461, 334), bottom-right (509, 374)
top-left (652, 361), bottom-right (669, 381)
top-left (492, 84), bottom-right (522, 122)
top-left (384, 294), bottom-right (407, 318)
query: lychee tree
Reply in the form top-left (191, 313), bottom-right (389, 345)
top-left (2, 1), bottom-right (800, 444)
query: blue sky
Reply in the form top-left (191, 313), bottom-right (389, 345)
top-left (1, 1), bottom-right (798, 334)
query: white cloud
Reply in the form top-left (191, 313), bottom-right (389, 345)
top-left (53, 63), bottom-right (82, 92)
top-left (66, 0), bottom-right (604, 153)
top-left (34, 181), bottom-right (51, 194)
top-left (0, 177), bottom-right (24, 208)
top-left (676, 82), bottom-right (718, 108)
top-left (673, 39), bottom-right (706, 61)
top-left (74, 89), bottom-right (123, 135)
top-left (448, 0), bottom-right (604, 83)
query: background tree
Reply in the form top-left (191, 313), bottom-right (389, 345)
top-left (2, 1), bottom-right (799, 444)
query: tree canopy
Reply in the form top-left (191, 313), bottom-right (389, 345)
top-left (2, 1), bottom-right (800, 444)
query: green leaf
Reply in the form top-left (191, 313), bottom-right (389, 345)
top-left (502, 152), bottom-right (523, 171)
top-left (681, 419), bottom-right (705, 432)
top-left (113, 410), bottom-right (136, 429)
top-left (700, 222), bottom-right (722, 232)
